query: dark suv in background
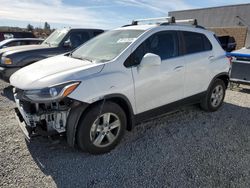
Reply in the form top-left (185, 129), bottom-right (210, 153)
top-left (0, 28), bottom-right (104, 81)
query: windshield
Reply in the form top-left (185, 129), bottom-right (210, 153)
top-left (42, 29), bottom-right (68, 47)
top-left (71, 30), bottom-right (144, 63)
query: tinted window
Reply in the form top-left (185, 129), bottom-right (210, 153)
top-left (27, 40), bottom-right (42, 45)
top-left (66, 32), bottom-right (90, 48)
top-left (6, 41), bottom-right (20, 47)
top-left (125, 31), bottom-right (179, 67)
top-left (182, 31), bottom-right (212, 54)
top-left (93, 31), bottom-right (103, 37)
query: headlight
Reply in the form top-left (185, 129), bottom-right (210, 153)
top-left (1, 56), bottom-right (12, 65)
top-left (23, 81), bottom-right (80, 102)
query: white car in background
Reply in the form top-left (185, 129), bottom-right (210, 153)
top-left (10, 17), bottom-right (231, 154)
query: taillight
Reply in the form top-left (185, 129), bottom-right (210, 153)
top-left (227, 56), bottom-right (233, 66)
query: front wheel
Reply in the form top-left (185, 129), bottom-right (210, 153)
top-left (200, 79), bottom-right (226, 112)
top-left (76, 101), bottom-right (126, 154)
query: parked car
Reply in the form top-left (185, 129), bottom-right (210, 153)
top-left (0, 28), bottom-right (104, 81)
top-left (0, 31), bottom-right (35, 41)
top-left (11, 17), bottom-right (230, 154)
top-left (218, 35), bottom-right (236, 52)
top-left (0, 38), bottom-right (43, 49)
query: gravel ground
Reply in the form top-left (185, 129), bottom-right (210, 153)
top-left (0, 80), bottom-right (250, 188)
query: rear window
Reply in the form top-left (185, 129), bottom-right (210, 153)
top-left (182, 31), bottom-right (212, 54)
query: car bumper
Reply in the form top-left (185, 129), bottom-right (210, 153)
top-left (0, 66), bottom-right (20, 82)
top-left (13, 90), bottom-right (70, 138)
top-left (14, 108), bottom-right (34, 140)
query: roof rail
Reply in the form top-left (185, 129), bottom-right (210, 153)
top-left (175, 19), bottom-right (198, 26)
top-left (131, 16), bottom-right (176, 25)
top-left (122, 17), bottom-right (202, 28)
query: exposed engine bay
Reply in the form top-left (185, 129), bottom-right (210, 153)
top-left (14, 88), bottom-right (72, 137)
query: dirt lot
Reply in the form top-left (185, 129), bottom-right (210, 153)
top-left (0, 80), bottom-right (250, 188)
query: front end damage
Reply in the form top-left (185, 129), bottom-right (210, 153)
top-left (13, 88), bottom-right (81, 139)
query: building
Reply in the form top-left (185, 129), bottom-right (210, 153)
top-left (169, 3), bottom-right (250, 49)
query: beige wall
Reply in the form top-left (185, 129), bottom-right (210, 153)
top-left (208, 27), bottom-right (248, 49)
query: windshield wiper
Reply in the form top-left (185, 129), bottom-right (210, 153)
top-left (71, 55), bottom-right (93, 63)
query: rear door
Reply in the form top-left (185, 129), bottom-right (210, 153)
top-left (181, 31), bottom-right (213, 97)
top-left (129, 30), bottom-right (186, 114)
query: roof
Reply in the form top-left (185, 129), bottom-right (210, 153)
top-left (116, 24), bottom-right (157, 31)
top-left (62, 28), bottom-right (104, 31)
top-left (115, 24), bottom-right (212, 36)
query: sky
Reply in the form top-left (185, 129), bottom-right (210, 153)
top-left (0, 0), bottom-right (250, 29)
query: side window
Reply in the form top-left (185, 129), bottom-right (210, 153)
top-left (6, 41), bottom-right (20, 47)
top-left (182, 31), bottom-right (212, 54)
top-left (146, 31), bottom-right (178, 60)
top-left (93, 31), bottom-right (103, 37)
top-left (124, 31), bottom-right (179, 67)
top-left (66, 32), bottom-right (90, 48)
top-left (27, 40), bottom-right (41, 45)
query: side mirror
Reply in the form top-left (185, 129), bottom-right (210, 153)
top-left (140, 53), bottom-right (161, 68)
top-left (63, 40), bottom-right (71, 48)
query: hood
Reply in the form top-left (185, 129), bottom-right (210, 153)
top-left (0, 44), bottom-right (49, 57)
top-left (10, 55), bottom-right (105, 90)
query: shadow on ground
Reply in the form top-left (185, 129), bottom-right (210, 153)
top-left (1, 85), bottom-right (14, 102)
top-left (25, 102), bottom-right (250, 187)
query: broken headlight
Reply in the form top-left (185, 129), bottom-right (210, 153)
top-left (23, 81), bottom-right (80, 102)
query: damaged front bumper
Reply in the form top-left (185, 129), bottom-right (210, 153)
top-left (14, 89), bottom-right (71, 139)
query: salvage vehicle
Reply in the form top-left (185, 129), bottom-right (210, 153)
top-left (0, 38), bottom-right (43, 49)
top-left (11, 17), bottom-right (230, 154)
top-left (0, 28), bottom-right (104, 81)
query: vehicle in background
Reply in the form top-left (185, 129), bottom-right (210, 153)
top-left (10, 17), bottom-right (230, 154)
top-left (0, 38), bottom-right (43, 49)
top-left (228, 47), bottom-right (250, 86)
top-left (0, 31), bottom-right (35, 41)
top-left (218, 35), bottom-right (236, 52)
top-left (0, 28), bottom-right (104, 81)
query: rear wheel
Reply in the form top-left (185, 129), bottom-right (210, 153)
top-left (76, 101), bottom-right (126, 154)
top-left (200, 79), bottom-right (226, 112)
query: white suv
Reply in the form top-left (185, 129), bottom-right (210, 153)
top-left (10, 17), bottom-right (230, 154)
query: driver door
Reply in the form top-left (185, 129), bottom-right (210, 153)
top-left (129, 31), bottom-right (186, 114)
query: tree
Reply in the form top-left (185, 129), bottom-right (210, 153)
top-left (27, 24), bottom-right (34, 31)
top-left (44, 22), bottom-right (50, 30)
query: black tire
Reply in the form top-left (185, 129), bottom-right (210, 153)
top-left (200, 79), bottom-right (226, 112)
top-left (76, 101), bottom-right (126, 154)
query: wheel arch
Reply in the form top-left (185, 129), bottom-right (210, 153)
top-left (208, 72), bottom-right (229, 90)
top-left (66, 94), bottom-right (135, 148)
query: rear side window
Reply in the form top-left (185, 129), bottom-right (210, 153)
top-left (182, 31), bottom-right (212, 54)
top-left (125, 31), bottom-right (179, 67)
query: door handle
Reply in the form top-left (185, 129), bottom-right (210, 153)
top-left (208, 56), bottom-right (215, 60)
top-left (174, 65), bottom-right (184, 71)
